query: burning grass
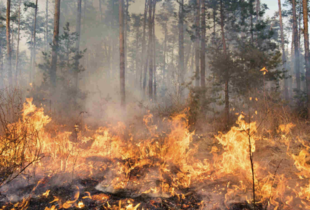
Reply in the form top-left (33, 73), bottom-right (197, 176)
top-left (0, 97), bottom-right (309, 209)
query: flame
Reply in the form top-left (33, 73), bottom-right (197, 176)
top-left (2, 98), bottom-right (310, 208)
top-left (42, 190), bottom-right (50, 198)
top-left (260, 67), bottom-right (268, 75)
top-left (76, 201), bottom-right (84, 208)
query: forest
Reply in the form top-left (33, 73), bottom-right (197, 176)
top-left (0, 0), bottom-right (309, 209)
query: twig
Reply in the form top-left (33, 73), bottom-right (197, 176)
top-left (248, 101), bottom-right (256, 210)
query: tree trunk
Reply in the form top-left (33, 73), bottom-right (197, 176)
top-left (250, 0), bottom-right (254, 44)
top-left (200, 0), bottom-right (206, 87)
top-left (213, 1), bottom-right (216, 41)
top-left (278, 0), bottom-right (289, 100)
top-left (163, 24), bottom-right (167, 87)
top-left (15, 0), bottom-right (21, 86)
top-left (195, 0), bottom-right (200, 87)
top-left (31, 0), bottom-right (39, 83)
top-left (179, 0), bottom-right (184, 95)
top-left (135, 24), bottom-right (140, 86)
top-left (142, 0), bottom-right (148, 91)
top-left (303, 0), bottom-right (310, 118)
top-left (51, 0), bottom-right (61, 87)
top-left (152, 0), bottom-right (156, 100)
top-left (256, 0), bottom-right (260, 20)
top-left (220, 0), bottom-right (229, 126)
top-left (292, 0), bottom-right (301, 91)
top-left (119, 0), bottom-right (126, 107)
top-left (124, 0), bottom-right (129, 77)
top-left (6, 0), bottom-right (12, 88)
top-left (0, 39), bottom-right (3, 88)
top-left (290, 29), bottom-right (294, 99)
top-left (46, 0), bottom-right (49, 50)
top-left (148, 0), bottom-right (153, 99)
top-left (75, 0), bottom-right (82, 91)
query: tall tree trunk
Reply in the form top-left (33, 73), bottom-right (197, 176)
top-left (6, 0), bottom-right (12, 88)
top-left (256, 0), bottom-right (260, 20)
top-left (220, 0), bottom-right (229, 126)
top-left (292, 0), bottom-right (301, 91)
top-left (213, 1), bottom-right (216, 42)
top-left (152, 0), bottom-right (156, 100)
top-left (290, 29), bottom-right (294, 99)
top-left (135, 25), bottom-right (140, 86)
top-left (278, 0), bottom-right (289, 100)
top-left (124, 0), bottom-right (129, 76)
top-left (195, 0), bottom-right (200, 87)
top-left (163, 24), bottom-right (167, 87)
top-left (185, 43), bottom-right (192, 70)
top-left (179, 0), bottom-right (184, 95)
top-left (46, 0), bottom-right (49, 50)
top-left (200, 0), bottom-right (206, 87)
top-left (250, 0), bottom-right (254, 44)
top-left (303, 0), bottom-right (310, 118)
top-left (119, 0), bottom-right (126, 107)
top-left (142, 0), bottom-right (148, 91)
top-left (0, 39), bottom-right (3, 88)
top-left (75, 0), bottom-right (82, 91)
top-left (15, 0), bottom-right (21, 86)
top-left (51, 0), bottom-right (61, 87)
top-left (31, 0), bottom-right (39, 83)
top-left (147, 0), bottom-right (153, 99)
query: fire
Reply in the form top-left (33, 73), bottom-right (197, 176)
top-left (76, 201), bottom-right (85, 208)
top-left (42, 190), bottom-right (50, 198)
top-left (1, 98), bottom-right (310, 209)
top-left (214, 115), bottom-right (257, 178)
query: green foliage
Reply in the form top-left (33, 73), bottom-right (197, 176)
top-left (38, 23), bottom-right (86, 112)
top-left (209, 0), bottom-right (283, 104)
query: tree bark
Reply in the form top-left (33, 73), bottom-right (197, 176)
top-left (200, 0), bottom-right (206, 87)
top-left (179, 0), bottom-right (185, 95)
top-left (119, 0), bottom-right (126, 107)
top-left (195, 0), bottom-right (200, 87)
top-left (278, 0), bottom-right (289, 100)
top-left (6, 0), bottom-right (12, 88)
top-left (15, 0), bottom-right (21, 86)
top-left (148, 0), bottom-right (153, 99)
top-left (75, 0), bottom-right (82, 91)
top-left (220, 0), bottom-right (229, 126)
top-left (292, 0), bottom-right (301, 91)
top-left (303, 0), bottom-right (310, 118)
top-left (51, 0), bottom-right (61, 87)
